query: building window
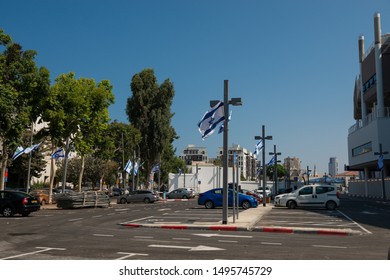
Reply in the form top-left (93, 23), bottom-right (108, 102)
top-left (352, 142), bottom-right (372, 157)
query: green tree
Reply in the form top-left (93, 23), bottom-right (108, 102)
top-left (0, 29), bottom-right (50, 190)
top-left (106, 121), bottom-right (141, 189)
top-left (266, 164), bottom-right (286, 180)
top-left (126, 69), bottom-right (177, 187)
top-left (74, 78), bottom-right (114, 192)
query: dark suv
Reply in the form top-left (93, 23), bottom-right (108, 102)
top-left (0, 190), bottom-right (40, 217)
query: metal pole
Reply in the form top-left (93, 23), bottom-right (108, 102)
top-left (236, 161), bottom-right (239, 219)
top-left (262, 125), bottom-right (267, 207)
top-left (222, 80), bottom-right (229, 224)
top-left (26, 122), bottom-right (33, 193)
top-left (232, 152), bottom-right (236, 223)
top-left (274, 145), bottom-right (278, 196)
top-left (132, 149), bottom-right (135, 192)
top-left (62, 136), bottom-right (70, 193)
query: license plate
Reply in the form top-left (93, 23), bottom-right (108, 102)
top-left (32, 200), bottom-right (38, 203)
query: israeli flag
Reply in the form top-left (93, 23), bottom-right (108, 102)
top-left (198, 101), bottom-right (225, 140)
top-left (12, 146), bottom-right (25, 160)
top-left (51, 148), bottom-right (65, 159)
top-left (133, 161), bottom-right (139, 175)
top-left (253, 140), bottom-right (263, 156)
top-left (267, 156), bottom-right (276, 166)
top-left (378, 155), bottom-right (384, 170)
top-left (218, 110), bottom-right (232, 134)
top-left (178, 168), bottom-right (182, 176)
top-left (152, 163), bottom-right (160, 173)
top-left (24, 142), bottom-right (41, 154)
top-left (124, 160), bottom-right (133, 174)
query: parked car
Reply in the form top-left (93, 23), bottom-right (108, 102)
top-left (0, 190), bottom-right (40, 217)
top-left (241, 189), bottom-right (262, 202)
top-left (255, 186), bottom-right (272, 197)
top-left (110, 187), bottom-right (124, 197)
top-left (166, 188), bottom-right (193, 199)
top-left (117, 190), bottom-right (158, 204)
top-left (198, 188), bottom-right (258, 209)
top-left (274, 184), bottom-right (340, 210)
top-left (30, 189), bottom-right (55, 205)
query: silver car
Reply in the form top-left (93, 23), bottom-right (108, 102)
top-left (166, 188), bottom-right (193, 199)
top-left (117, 190), bottom-right (158, 204)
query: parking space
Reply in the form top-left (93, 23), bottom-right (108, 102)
top-left (256, 207), bottom-right (369, 234)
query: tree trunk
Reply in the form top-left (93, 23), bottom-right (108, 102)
top-left (78, 155), bottom-right (85, 192)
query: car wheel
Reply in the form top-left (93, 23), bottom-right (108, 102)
top-left (182, 195), bottom-right (188, 199)
top-left (287, 200), bottom-right (297, 209)
top-left (2, 207), bottom-right (14, 217)
top-left (242, 200), bottom-right (251, 210)
top-left (22, 212), bottom-right (30, 217)
top-left (144, 197), bottom-right (151, 204)
top-left (326, 200), bottom-right (337, 210)
top-left (204, 200), bottom-right (214, 209)
top-left (120, 198), bottom-right (127, 204)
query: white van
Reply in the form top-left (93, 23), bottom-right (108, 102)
top-left (274, 184), bottom-right (340, 210)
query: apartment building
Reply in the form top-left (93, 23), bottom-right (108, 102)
top-left (179, 145), bottom-right (208, 165)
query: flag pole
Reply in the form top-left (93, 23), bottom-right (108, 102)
top-left (26, 122), bottom-right (33, 193)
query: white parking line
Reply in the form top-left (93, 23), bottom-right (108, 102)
top-left (134, 236), bottom-right (154, 239)
top-left (336, 210), bottom-right (372, 234)
top-left (92, 215), bottom-right (103, 218)
top-left (116, 252), bottom-right (149, 260)
top-left (218, 240), bottom-right (238, 243)
top-left (68, 218), bottom-right (83, 222)
top-left (312, 245), bottom-right (347, 249)
top-left (93, 234), bottom-right (114, 237)
top-left (1, 247), bottom-right (66, 260)
top-left (261, 242), bottom-right (282, 246)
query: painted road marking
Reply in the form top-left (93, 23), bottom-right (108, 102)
top-left (193, 233), bottom-right (253, 239)
top-left (148, 244), bottom-right (225, 251)
top-left (1, 247), bottom-right (66, 260)
top-left (337, 210), bottom-right (372, 234)
top-left (312, 245), bottom-right (347, 249)
top-left (93, 234), bottom-right (114, 237)
top-left (68, 218), bottom-right (83, 222)
top-left (116, 252), bottom-right (149, 260)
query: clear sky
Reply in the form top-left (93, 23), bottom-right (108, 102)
top-left (2, 0), bottom-right (390, 174)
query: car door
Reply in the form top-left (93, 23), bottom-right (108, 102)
top-left (315, 186), bottom-right (336, 207)
top-left (212, 189), bottom-right (224, 207)
top-left (295, 186), bottom-right (316, 207)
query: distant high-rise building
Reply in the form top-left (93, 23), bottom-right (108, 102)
top-left (179, 145), bottom-right (208, 165)
top-left (328, 157), bottom-right (338, 177)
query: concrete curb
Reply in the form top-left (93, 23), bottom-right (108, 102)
top-left (119, 222), bottom-right (361, 236)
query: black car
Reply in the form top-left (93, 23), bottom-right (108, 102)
top-left (0, 190), bottom-right (40, 217)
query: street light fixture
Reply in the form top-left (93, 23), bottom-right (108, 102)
top-left (210, 80), bottom-right (242, 224)
top-left (255, 125), bottom-right (272, 207)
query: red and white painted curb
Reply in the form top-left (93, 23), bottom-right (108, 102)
top-left (120, 222), bottom-right (361, 236)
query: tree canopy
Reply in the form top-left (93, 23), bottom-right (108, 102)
top-left (126, 69), bottom-right (178, 186)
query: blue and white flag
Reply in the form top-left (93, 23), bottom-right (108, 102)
top-left (24, 142), bottom-right (41, 154)
top-left (152, 163), bottom-right (160, 173)
top-left (12, 146), bottom-right (25, 160)
top-left (133, 162), bottom-right (139, 175)
top-left (267, 156), bottom-right (276, 166)
top-left (124, 160), bottom-right (133, 174)
top-left (253, 140), bottom-right (263, 156)
top-left (218, 110), bottom-right (232, 134)
top-left (378, 155), bottom-right (384, 170)
top-left (198, 101), bottom-right (225, 140)
top-left (51, 148), bottom-right (65, 159)
top-left (178, 168), bottom-right (182, 176)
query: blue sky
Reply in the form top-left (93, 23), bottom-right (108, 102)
top-left (2, 0), bottom-right (390, 174)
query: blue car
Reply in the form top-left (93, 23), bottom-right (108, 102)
top-left (198, 188), bottom-right (258, 209)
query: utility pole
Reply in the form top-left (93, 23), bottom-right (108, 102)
top-left (269, 145), bottom-right (281, 196)
top-left (374, 143), bottom-right (388, 200)
top-left (255, 126), bottom-right (272, 206)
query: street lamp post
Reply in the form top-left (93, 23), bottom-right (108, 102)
top-left (374, 143), bottom-right (388, 200)
top-left (211, 80), bottom-right (242, 224)
top-left (269, 145), bottom-right (281, 196)
top-left (255, 125), bottom-right (272, 207)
